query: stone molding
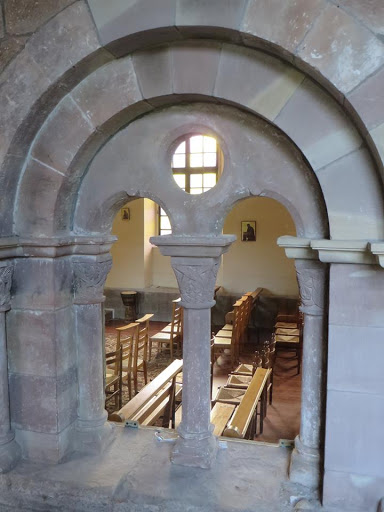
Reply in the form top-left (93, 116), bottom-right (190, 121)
top-left (0, 236), bottom-right (116, 259)
top-left (73, 259), bottom-right (112, 304)
top-left (295, 260), bottom-right (326, 316)
top-left (278, 236), bottom-right (378, 265)
top-left (0, 263), bottom-right (13, 311)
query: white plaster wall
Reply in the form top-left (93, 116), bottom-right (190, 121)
top-left (107, 196), bottom-right (298, 296)
top-left (223, 197), bottom-right (298, 295)
top-left (106, 198), bottom-right (147, 289)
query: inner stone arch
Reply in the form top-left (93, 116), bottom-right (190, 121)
top-left (74, 101), bottom-right (328, 239)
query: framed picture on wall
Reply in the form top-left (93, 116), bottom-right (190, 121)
top-left (241, 221), bottom-right (256, 241)
top-left (121, 207), bottom-right (130, 221)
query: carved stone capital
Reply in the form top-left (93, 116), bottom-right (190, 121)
top-left (0, 263), bottom-right (13, 312)
top-left (295, 260), bottom-right (327, 316)
top-left (73, 259), bottom-right (112, 304)
top-left (171, 258), bottom-right (220, 309)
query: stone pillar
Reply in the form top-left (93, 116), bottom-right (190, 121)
top-left (0, 262), bottom-right (21, 472)
top-left (73, 256), bottom-right (114, 454)
top-left (151, 235), bottom-right (235, 469)
top-left (290, 259), bottom-right (327, 489)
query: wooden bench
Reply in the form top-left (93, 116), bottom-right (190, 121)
top-left (109, 359), bottom-right (183, 428)
top-left (223, 367), bottom-right (271, 439)
top-left (210, 402), bottom-right (236, 436)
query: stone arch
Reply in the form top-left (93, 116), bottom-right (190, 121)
top-left (0, 1), bottom-right (383, 237)
top-left (13, 42), bottom-right (383, 242)
top-left (73, 102), bottom-right (327, 239)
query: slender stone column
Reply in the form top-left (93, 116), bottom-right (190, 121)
top-left (73, 256), bottom-right (114, 454)
top-left (290, 259), bottom-right (327, 489)
top-left (0, 262), bottom-right (21, 472)
top-left (151, 235), bottom-right (235, 469)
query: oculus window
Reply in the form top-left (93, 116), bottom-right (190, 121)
top-left (159, 134), bottom-right (222, 235)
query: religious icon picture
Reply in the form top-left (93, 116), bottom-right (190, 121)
top-left (121, 207), bottom-right (130, 221)
top-left (241, 221), bottom-right (256, 242)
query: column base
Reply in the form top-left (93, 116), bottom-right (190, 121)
top-left (0, 436), bottom-right (21, 473)
top-left (171, 426), bottom-right (217, 469)
top-left (289, 436), bottom-right (320, 489)
top-left (75, 414), bottom-right (115, 455)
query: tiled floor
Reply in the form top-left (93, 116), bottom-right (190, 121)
top-left (105, 320), bottom-right (301, 443)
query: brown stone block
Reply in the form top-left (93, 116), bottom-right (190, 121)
top-left (15, 157), bottom-right (64, 236)
top-left (242, 0), bottom-right (325, 53)
top-left (72, 57), bottom-right (143, 130)
top-left (12, 258), bottom-right (72, 310)
top-left (347, 66), bottom-right (384, 132)
top-left (25, 2), bottom-right (102, 86)
top-left (0, 36), bottom-right (27, 74)
top-left (31, 94), bottom-right (94, 176)
top-left (0, 47), bottom-right (51, 161)
top-left (337, 0), bottom-right (384, 38)
top-left (176, 0), bottom-right (246, 30)
top-left (15, 424), bottom-right (75, 463)
top-left (323, 469), bottom-right (384, 512)
top-left (298, 4), bottom-right (384, 94)
top-left (9, 372), bottom-right (59, 433)
top-left (329, 264), bottom-right (384, 327)
top-left (325, 390), bottom-right (384, 477)
top-left (171, 41), bottom-right (222, 95)
top-left (0, 154), bottom-right (24, 237)
top-left (316, 148), bottom-right (384, 240)
top-left (275, 78), bottom-right (361, 171)
top-left (215, 44), bottom-right (303, 120)
top-left (4, 0), bottom-right (74, 35)
top-left (88, 0), bottom-right (176, 47)
top-left (133, 45), bottom-right (173, 100)
top-left (7, 307), bottom-right (75, 377)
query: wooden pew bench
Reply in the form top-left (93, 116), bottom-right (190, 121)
top-left (210, 403), bottom-right (236, 436)
top-left (109, 359), bottom-right (183, 428)
top-left (223, 367), bottom-right (271, 439)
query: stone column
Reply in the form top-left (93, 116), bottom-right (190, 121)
top-left (290, 259), bottom-right (327, 489)
top-left (73, 256), bottom-right (114, 454)
top-left (151, 235), bottom-right (235, 469)
top-left (0, 262), bottom-right (21, 472)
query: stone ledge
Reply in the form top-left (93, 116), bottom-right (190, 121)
top-left (0, 425), bottom-right (294, 512)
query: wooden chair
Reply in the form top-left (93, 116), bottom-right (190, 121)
top-left (212, 300), bottom-right (243, 368)
top-left (132, 313), bottom-right (153, 394)
top-left (114, 322), bottom-right (136, 400)
top-left (274, 310), bottom-right (303, 375)
top-left (105, 346), bottom-right (123, 411)
top-left (149, 301), bottom-right (183, 360)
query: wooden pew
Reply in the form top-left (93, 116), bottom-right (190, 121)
top-left (223, 367), bottom-right (271, 439)
top-left (210, 403), bottom-right (236, 436)
top-left (109, 359), bottom-right (183, 428)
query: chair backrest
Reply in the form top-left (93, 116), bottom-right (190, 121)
top-left (170, 300), bottom-right (183, 338)
top-left (135, 313), bottom-right (154, 366)
top-left (105, 345), bottom-right (123, 376)
top-left (116, 322), bottom-right (139, 373)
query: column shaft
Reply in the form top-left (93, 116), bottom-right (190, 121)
top-left (300, 314), bottom-right (324, 449)
top-left (0, 263), bottom-right (20, 471)
top-left (0, 312), bottom-right (12, 441)
top-left (75, 303), bottom-right (107, 428)
top-left (179, 308), bottom-right (211, 436)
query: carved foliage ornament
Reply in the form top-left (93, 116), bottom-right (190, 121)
top-left (296, 267), bottom-right (325, 316)
top-left (172, 262), bottom-right (220, 306)
top-left (73, 260), bottom-right (112, 304)
top-left (0, 265), bottom-right (13, 308)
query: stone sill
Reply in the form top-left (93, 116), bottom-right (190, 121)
top-left (1, 425), bottom-right (293, 512)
